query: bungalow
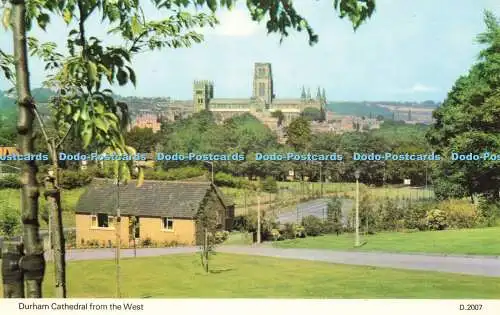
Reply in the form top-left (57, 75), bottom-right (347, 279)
top-left (75, 178), bottom-right (235, 248)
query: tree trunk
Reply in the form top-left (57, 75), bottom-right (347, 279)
top-left (43, 143), bottom-right (66, 297)
top-left (11, 0), bottom-right (45, 298)
top-left (1, 241), bottom-right (24, 298)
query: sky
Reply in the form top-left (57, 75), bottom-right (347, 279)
top-left (1, 0), bottom-right (499, 102)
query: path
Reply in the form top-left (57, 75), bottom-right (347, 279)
top-left (277, 198), bottom-right (353, 224)
top-left (54, 246), bottom-right (500, 278)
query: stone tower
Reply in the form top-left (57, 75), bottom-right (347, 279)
top-left (253, 63), bottom-right (274, 105)
top-left (193, 80), bottom-right (214, 113)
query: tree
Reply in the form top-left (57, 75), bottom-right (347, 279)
top-left (301, 107), bottom-right (322, 121)
top-left (426, 11), bottom-right (500, 201)
top-left (126, 127), bottom-right (158, 152)
top-left (325, 196), bottom-right (343, 235)
top-left (285, 117), bottom-right (311, 151)
top-left (271, 109), bottom-right (285, 126)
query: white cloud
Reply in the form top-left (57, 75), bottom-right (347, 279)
top-left (212, 9), bottom-right (260, 37)
top-left (410, 83), bottom-right (438, 92)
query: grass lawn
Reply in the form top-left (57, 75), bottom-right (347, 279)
top-left (1, 254), bottom-right (498, 298)
top-left (0, 188), bottom-right (84, 229)
top-left (274, 227), bottom-right (500, 256)
top-left (223, 232), bottom-right (253, 245)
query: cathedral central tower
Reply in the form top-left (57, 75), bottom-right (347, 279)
top-left (252, 63), bottom-right (274, 105)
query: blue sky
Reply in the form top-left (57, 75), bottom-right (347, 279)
top-left (1, 0), bottom-right (499, 101)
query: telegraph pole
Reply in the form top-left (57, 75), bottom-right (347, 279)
top-left (257, 189), bottom-right (261, 244)
top-left (355, 170), bottom-right (360, 247)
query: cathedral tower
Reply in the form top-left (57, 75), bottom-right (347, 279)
top-left (193, 80), bottom-right (214, 112)
top-left (253, 63), bottom-right (274, 105)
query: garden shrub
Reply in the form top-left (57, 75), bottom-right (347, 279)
top-left (59, 169), bottom-right (93, 189)
top-left (440, 201), bottom-right (478, 229)
top-left (0, 174), bottom-right (22, 189)
top-left (214, 172), bottom-right (251, 188)
top-left (301, 215), bottom-right (323, 236)
top-left (426, 209), bottom-right (447, 230)
top-left (476, 200), bottom-right (500, 227)
top-left (141, 237), bottom-right (153, 247)
top-left (261, 176), bottom-right (278, 193)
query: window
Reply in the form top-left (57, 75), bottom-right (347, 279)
top-left (259, 83), bottom-right (265, 96)
top-left (91, 213), bottom-right (115, 228)
top-left (162, 217), bottom-right (174, 231)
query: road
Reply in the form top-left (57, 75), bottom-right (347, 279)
top-left (52, 246), bottom-right (500, 278)
top-left (277, 198), bottom-right (353, 225)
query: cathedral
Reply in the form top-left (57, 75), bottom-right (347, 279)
top-left (193, 63), bottom-right (327, 122)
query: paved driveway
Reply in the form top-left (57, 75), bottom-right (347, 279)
top-left (53, 246), bottom-right (500, 278)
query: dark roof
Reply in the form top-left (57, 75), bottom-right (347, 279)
top-left (76, 178), bottom-right (233, 218)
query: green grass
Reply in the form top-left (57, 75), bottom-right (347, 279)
top-left (274, 227), bottom-right (500, 256)
top-left (223, 232), bottom-right (253, 245)
top-left (0, 188), bottom-right (84, 230)
top-left (1, 254), bottom-right (498, 298)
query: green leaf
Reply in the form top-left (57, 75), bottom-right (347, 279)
top-left (63, 8), bottom-right (73, 24)
top-left (116, 69), bottom-right (128, 86)
top-left (72, 109), bottom-right (80, 122)
top-left (82, 128), bottom-right (93, 148)
top-left (131, 15), bottom-right (141, 35)
top-left (64, 104), bottom-right (72, 115)
top-left (95, 117), bottom-right (108, 132)
top-left (2, 7), bottom-right (11, 29)
top-left (37, 13), bottom-right (50, 31)
top-left (87, 61), bottom-right (98, 84)
top-left (126, 66), bottom-right (136, 86)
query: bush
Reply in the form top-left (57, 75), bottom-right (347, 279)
top-left (441, 201), bottom-right (478, 229)
top-left (301, 215), bottom-right (323, 236)
top-left (141, 237), bottom-right (153, 247)
top-left (214, 230), bottom-right (230, 244)
top-left (144, 167), bottom-right (205, 181)
top-left (0, 205), bottom-right (19, 237)
top-left (426, 209), bottom-right (447, 230)
top-left (261, 176), bottom-right (278, 193)
top-left (0, 174), bottom-right (22, 189)
top-left (403, 203), bottom-right (429, 231)
top-left (476, 200), bottom-right (500, 227)
top-left (59, 169), bottom-right (92, 189)
top-left (280, 223), bottom-right (306, 239)
top-left (214, 172), bottom-right (251, 188)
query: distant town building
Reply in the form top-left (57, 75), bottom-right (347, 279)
top-left (131, 113), bottom-right (161, 132)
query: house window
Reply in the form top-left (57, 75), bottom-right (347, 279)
top-left (162, 217), bottom-right (174, 231)
top-left (91, 213), bottom-right (115, 228)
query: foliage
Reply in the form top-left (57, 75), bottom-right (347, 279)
top-left (214, 172), bottom-right (251, 188)
top-left (280, 223), bottom-right (306, 239)
top-left (0, 200), bottom-right (19, 237)
top-left (301, 215), bottom-right (323, 237)
top-left (301, 107), bottom-right (322, 121)
top-left (143, 166), bottom-right (205, 181)
top-left (0, 173), bottom-right (22, 188)
top-left (324, 196), bottom-right (343, 234)
top-left (58, 169), bottom-right (93, 189)
top-left (285, 117), bottom-right (311, 151)
top-left (426, 11), bottom-right (500, 201)
top-left (476, 199), bottom-right (500, 227)
top-left (126, 127), bottom-right (160, 153)
top-left (261, 176), bottom-right (278, 193)
top-left (425, 209), bottom-right (447, 231)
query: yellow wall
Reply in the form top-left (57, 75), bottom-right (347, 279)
top-left (76, 214), bottom-right (196, 247)
top-left (75, 213), bottom-right (129, 248)
top-left (139, 217), bottom-right (196, 246)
